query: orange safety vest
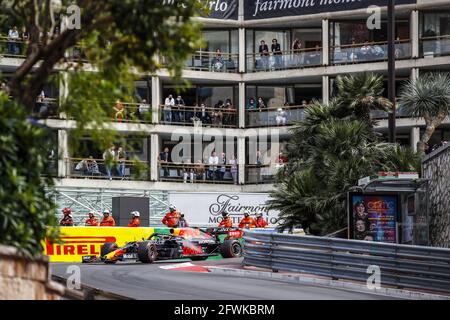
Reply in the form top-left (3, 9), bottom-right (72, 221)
top-left (85, 217), bottom-right (99, 226)
top-left (255, 217), bottom-right (268, 228)
top-left (238, 217), bottom-right (256, 229)
top-left (218, 217), bottom-right (233, 228)
top-left (162, 211), bottom-right (180, 227)
top-left (100, 216), bottom-right (116, 227)
top-left (128, 217), bottom-right (141, 227)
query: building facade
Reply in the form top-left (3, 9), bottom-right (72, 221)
top-left (1, 0), bottom-right (449, 225)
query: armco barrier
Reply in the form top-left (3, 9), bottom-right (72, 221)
top-left (243, 230), bottom-right (450, 294)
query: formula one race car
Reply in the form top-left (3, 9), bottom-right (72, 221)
top-left (202, 227), bottom-right (243, 258)
top-left (82, 227), bottom-right (242, 264)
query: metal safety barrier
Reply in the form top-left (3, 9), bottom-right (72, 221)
top-left (243, 230), bottom-right (450, 294)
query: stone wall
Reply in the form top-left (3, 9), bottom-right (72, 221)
top-left (422, 143), bottom-right (450, 247)
top-left (0, 245), bottom-right (64, 299)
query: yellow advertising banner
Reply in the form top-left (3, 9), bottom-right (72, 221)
top-left (44, 227), bottom-right (156, 262)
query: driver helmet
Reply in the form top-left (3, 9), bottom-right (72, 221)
top-left (169, 204), bottom-right (176, 211)
top-left (131, 211), bottom-right (140, 217)
top-left (103, 209), bottom-right (111, 215)
top-left (62, 207), bottom-right (71, 215)
top-left (222, 211), bottom-right (229, 218)
top-left (243, 210), bottom-right (250, 217)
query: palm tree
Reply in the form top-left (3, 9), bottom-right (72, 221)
top-left (399, 72), bottom-right (450, 153)
top-left (333, 73), bottom-right (392, 125)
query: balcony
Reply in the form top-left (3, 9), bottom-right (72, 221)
top-left (159, 162), bottom-right (238, 184)
top-left (331, 39), bottom-right (412, 65)
top-left (159, 104), bottom-right (238, 128)
top-left (246, 105), bottom-right (306, 128)
top-left (163, 51), bottom-right (239, 73)
top-left (245, 164), bottom-right (278, 184)
top-left (0, 36), bottom-right (27, 58)
top-left (246, 47), bottom-right (323, 72)
top-left (420, 35), bottom-right (450, 58)
top-left (65, 158), bottom-right (149, 181)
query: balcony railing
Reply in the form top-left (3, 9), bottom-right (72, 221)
top-left (420, 34), bottom-right (450, 58)
top-left (33, 97), bottom-right (60, 119)
top-left (331, 39), bottom-right (411, 65)
top-left (65, 157), bottom-right (149, 181)
top-left (245, 164), bottom-right (279, 184)
top-left (162, 51), bottom-right (239, 73)
top-left (246, 47), bottom-right (323, 72)
top-left (0, 36), bottom-right (28, 58)
top-left (159, 162), bottom-right (238, 184)
top-left (110, 102), bottom-right (153, 123)
top-left (159, 105), bottom-right (238, 128)
top-left (246, 104), bottom-right (306, 128)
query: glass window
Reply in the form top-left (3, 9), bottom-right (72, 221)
top-left (421, 12), bottom-right (450, 57)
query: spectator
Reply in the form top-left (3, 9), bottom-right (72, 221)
top-left (258, 40), bottom-right (269, 69)
top-left (100, 210), bottom-right (116, 226)
top-left (114, 99), bottom-right (125, 122)
top-left (196, 103), bottom-right (211, 125)
top-left (138, 99), bottom-right (150, 120)
top-left (182, 159), bottom-right (194, 183)
top-left (247, 97), bottom-right (256, 110)
top-left (208, 151), bottom-right (219, 180)
top-left (292, 38), bottom-right (302, 65)
top-left (116, 146), bottom-right (127, 178)
top-left (159, 147), bottom-right (171, 177)
top-left (174, 95), bottom-right (185, 123)
top-left (348, 38), bottom-right (358, 62)
top-left (86, 156), bottom-right (100, 175)
top-left (223, 98), bottom-right (235, 126)
top-left (211, 49), bottom-right (224, 72)
top-left (35, 91), bottom-right (49, 115)
top-left (85, 212), bottom-right (99, 226)
top-left (7, 26), bottom-right (19, 55)
top-left (219, 152), bottom-right (227, 180)
top-left (178, 213), bottom-right (189, 228)
top-left (256, 149), bottom-right (262, 165)
top-left (103, 145), bottom-right (116, 180)
top-left (301, 100), bottom-right (307, 107)
top-left (257, 97), bottom-right (267, 125)
top-left (360, 40), bottom-right (373, 61)
top-left (229, 155), bottom-right (238, 185)
top-left (276, 107), bottom-right (287, 126)
top-left (194, 160), bottom-right (206, 181)
top-left (271, 38), bottom-right (282, 69)
top-left (212, 100), bottom-right (223, 127)
top-left (164, 94), bottom-right (174, 122)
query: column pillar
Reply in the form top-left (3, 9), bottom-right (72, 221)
top-left (322, 75), bottom-right (329, 105)
top-left (151, 76), bottom-right (161, 124)
top-left (411, 10), bottom-right (419, 59)
top-left (322, 19), bottom-right (329, 66)
top-left (58, 71), bottom-right (69, 119)
top-left (58, 130), bottom-right (69, 178)
top-left (239, 82), bottom-right (246, 128)
top-left (411, 67), bottom-right (419, 84)
top-left (411, 127), bottom-right (420, 153)
top-left (239, 28), bottom-right (246, 73)
top-left (238, 136), bottom-right (245, 185)
top-left (150, 134), bottom-right (159, 181)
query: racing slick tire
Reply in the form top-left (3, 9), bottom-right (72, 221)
top-left (137, 241), bottom-right (157, 263)
top-left (220, 240), bottom-right (242, 258)
top-left (101, 242), bottom-right (118, 264)
top-left (189, 256), bottom-right (208, 261)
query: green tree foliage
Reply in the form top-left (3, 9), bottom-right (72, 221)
top-left (0, 93), bottom-right (59, 256)
top-left (269, 73), bottom-right (421, 235)
top-left (399, 72), bottom-right (450, 153)
top-left (0, 0), bottom-right (206, 256)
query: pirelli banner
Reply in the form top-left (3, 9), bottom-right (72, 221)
top-left (244, 0), bottom-right (417, 20)
top-left (168, 192), bottom-right (280, 227)
top-left (44, 227), bottom-right (163, 262)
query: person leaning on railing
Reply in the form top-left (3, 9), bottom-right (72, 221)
top-left (7, 26), bottom-right (20, 55)
top-left (194, 160), bottom-right (206, 181)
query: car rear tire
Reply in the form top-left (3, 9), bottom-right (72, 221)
top-left (190, 256), bottom-right (208, 261)
top-left (220, 240), bottom-right (242, 258)
top-left (101, 242), bottom-right (118, 264)
top-left (137, 241), bottom-right (157, 263)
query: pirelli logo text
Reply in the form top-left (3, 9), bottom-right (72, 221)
top-left (46, 236), bottom-right (117, 256)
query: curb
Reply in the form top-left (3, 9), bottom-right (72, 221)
top-left (207, 266), bottom-right (450, 300)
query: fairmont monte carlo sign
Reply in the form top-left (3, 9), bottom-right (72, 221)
top-left (244, 0), bottom-right (416, 20)
top-left (163, 0), bottom-right (238, 20)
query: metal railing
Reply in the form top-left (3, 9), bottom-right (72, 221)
top-left (65, 157), bottom-right (149, 181)
top-left (159, 104), bottom-right (238, 128)
top-left (110, 102), bottom-right (153, 123)
top-left (0, 36), bottom-right (28, 58)
top-left (243, 230), bottom-right (450, 294)
top-left (245, 164), bottom-right (279, 185)
top-left (420, 34), bottom-right (450, 58)
top-left (331, 39), bottom-right (411, 65)
top-left (159, 162), bottom-right (238, 184)
top-left (246, 104), bottom-right (306, 128)
top-left (246, 46), bottom-right (323, 72)
top-left (163, 50), bottom-right (239, 73)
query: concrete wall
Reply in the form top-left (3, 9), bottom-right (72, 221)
top-left (0, 245), bottom-right (64, 300)
top-left (422, 143), bottom-right (450, 247)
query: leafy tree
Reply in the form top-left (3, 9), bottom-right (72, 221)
top-left (0, 0), bottom-right (206, 256)
top-left (269, 73), bottom-right (420, 235)
top-left (399, 72), bottom-right (450, 153)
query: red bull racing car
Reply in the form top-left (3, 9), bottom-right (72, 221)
top-left (82, 227), bottom-right (242, 264)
